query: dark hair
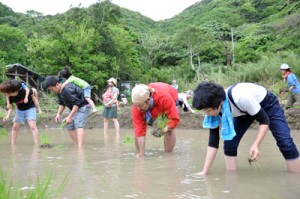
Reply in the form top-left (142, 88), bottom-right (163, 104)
top-left (192, 81), bottom-right (225, 110)
top-left (58, 66), bottom-right (72, 79)
top-left (45, 76), bottom-right (59, 88)
top-left (106, 85), bottom-right (113, 89)
top-left (0, 79), bottom-right (22, 93)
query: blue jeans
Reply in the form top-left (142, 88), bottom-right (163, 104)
top-left (67, 105), bottom-right (90, 131)
top-left (14, 107), bottom-right (37, 124)
top-left (224, 91), bottom-right (299, 160)
top-left (83, 85), bottom-right (91, 98)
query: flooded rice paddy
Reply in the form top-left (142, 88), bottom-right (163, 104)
top-left (0, 128), bottom-right (300, 198)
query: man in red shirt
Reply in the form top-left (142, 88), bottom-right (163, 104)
top-left (131, 83), bottom-right (180, 157)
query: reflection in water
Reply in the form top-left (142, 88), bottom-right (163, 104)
top-left (0, 129), bottom-right (299, 198)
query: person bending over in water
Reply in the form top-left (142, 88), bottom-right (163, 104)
top-left (0, 80), bottom-right (40, 145)
top-left (192, 82), bottom-right (300, 175)
top-left (131, 83), bottom-right (180, 157)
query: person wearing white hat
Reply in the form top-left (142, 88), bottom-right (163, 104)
top-left (131, 82), bottom-right (180, 157)
top-left (279, 63), bottom-right (300, 109)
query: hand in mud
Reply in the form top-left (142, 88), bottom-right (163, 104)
top-left (249, 144), bottom-right (259, 161)
top-left (248, 157), bottom-right (257, 165)
top-left (150, 127), bottom-right (164, 137)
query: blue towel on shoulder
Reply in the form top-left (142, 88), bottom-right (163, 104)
top-left (145, 97), bottom-right (155, 124)
top-left (202, 95), bottom-right (236, 140)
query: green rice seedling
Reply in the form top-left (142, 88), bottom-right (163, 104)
top-left (23, 172), bottom-right (69, 198)
top-left (0, 169), bottom-right (17, 199)
top-left (122, 135), bottom-right (134, 145)
top-left (157, 114), bottom-right (168, 131)
top-left (40, 133), bottom-right (49, 145)
top-left (0, 168), bottom-right (69, 198)
top-left (59, 120), bottom-right (67, 129)
top-left (150, 114), bottom-right (168, 138)
top-left (0, 128), bottom-right (8, 136)
top-left (248, 157), bottom-right (263, 173)
top-left (40, 133), bottom-right (52, 148)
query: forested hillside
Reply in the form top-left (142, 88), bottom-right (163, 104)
top-left (0, 0), bottom-right (299, 92)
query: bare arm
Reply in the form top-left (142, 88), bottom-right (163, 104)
top-left (31, 88), bottom-right (42, 113)
top-left (249, 108), bottom-right (270, 161)
top-left (182, 96), bottom-right (195, 113)
top-left (196, 146), bottom-right (218, 175)
top-left (64, 105), bottom-right (79, 124)
top-left (3, 96), bottom-right (13, 121)
top-left (249, 124), bottom-right (268, 161)
top-left (135, 135), bottom-right (146, 158)
top-left (105, 98), bottom-right (115, 106)
top-left (55, 105), bottom-right (65, 123)
top-left (289, 85), bottom-right (295, 91)
top-left (24, 88), bottom-right (29, 103)
top-left (105, 93), bottom-right (118, 106)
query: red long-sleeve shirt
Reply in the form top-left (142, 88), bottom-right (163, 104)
top-left (132, 82), bottom-right (180, 136)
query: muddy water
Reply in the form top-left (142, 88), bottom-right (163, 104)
top-left (0, 128), bottom-right (300, 198)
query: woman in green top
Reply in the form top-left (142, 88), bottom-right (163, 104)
top-left (58, 66), bottom-right (97, 113)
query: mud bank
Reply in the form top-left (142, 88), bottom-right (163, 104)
top-left (1, 107), bottom-right (300, 130)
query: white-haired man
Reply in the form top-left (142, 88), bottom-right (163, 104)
top-left (131, 83), bottom-right (180, 157)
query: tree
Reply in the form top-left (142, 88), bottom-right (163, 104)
top-left (202, 21), bottom-right (233, 65)
top-left (139, 34), bottom-right (168, 69)
top-left (173, 25), bottom-right (211, 81)
top-left (0, 24), bottom-right (27, 64)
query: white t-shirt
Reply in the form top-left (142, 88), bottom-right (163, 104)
top-left (178, 93), bottom-right (194, 113)
top-left (225, 83), bottom-right (267, 117)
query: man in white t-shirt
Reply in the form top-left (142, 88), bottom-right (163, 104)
top-left (192, 81), bottom-right (300, 175)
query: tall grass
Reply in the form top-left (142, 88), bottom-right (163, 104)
top-left (205, 52), bottom-right (299, 94)
top-left (0, 168), bottom-right (69, 198)
top-left (175, 52), bottom-right (300, 95)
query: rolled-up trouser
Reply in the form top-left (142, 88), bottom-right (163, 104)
top-left (224, 91), bottom-right (299, 160)
top-left (286, 92), bottom-right (300, 109)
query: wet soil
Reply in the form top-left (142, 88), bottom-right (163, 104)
top-left (1, 106), bottom-right (300, 130)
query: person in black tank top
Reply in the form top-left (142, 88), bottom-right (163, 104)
top-left (0, 80), bottom-right (40, 145)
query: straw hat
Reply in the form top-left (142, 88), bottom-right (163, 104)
top-left (107, 78), bottom-right (117, 86)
